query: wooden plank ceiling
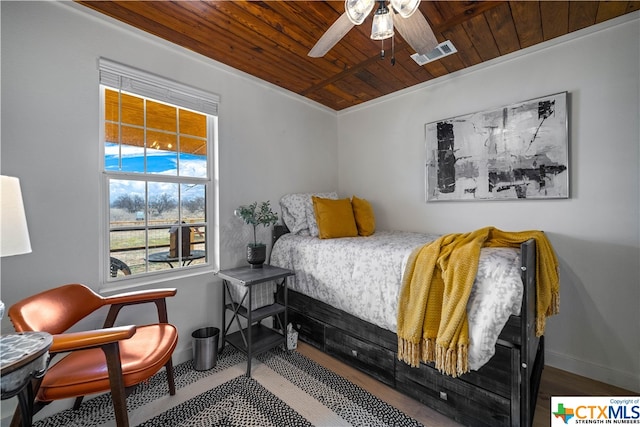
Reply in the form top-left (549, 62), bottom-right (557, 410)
top-left (78, 1), bottom-right (638, 111)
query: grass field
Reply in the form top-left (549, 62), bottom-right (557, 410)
top-left (109, 208), bottom-right (206, 276)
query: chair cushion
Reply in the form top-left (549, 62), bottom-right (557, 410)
top-left (38, 324), bottom-right (177, 402)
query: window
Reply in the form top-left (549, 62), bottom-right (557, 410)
top-left (99, 58), bottom-right (218, 281)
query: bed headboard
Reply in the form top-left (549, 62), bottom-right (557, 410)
top-left (272, 224), bottom-right (290, 246)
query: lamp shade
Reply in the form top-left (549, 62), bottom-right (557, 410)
top-left (371, 7), bottom-right (394, 40)
top-left (1, 175), bottom-right (32, 257)
top-left (345, 0), bottom-right (375, 25)
top-left (390, 0), bottom-right (420, 18)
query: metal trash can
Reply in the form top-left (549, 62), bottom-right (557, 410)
top-left (191, 327), bottom-right (219, 371)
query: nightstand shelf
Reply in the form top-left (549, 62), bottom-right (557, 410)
top-left (224, 302), bottom-right (286, 323)
top-left (225, 324), bottom-right (284, 356)
top-left (217, 264), bottom-right (294, 376)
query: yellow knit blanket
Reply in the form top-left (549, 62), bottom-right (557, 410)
top-left (396, 227), bottom-right (559, 377)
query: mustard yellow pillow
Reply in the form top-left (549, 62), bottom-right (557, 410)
top-left (312, 196), bottom-right (358, 239)
top-left (351, 196), bottom-right (376, 236)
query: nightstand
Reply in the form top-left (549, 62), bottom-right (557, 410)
top-left (1, 331), bottom-right (53, 427)
top-left (217, 264), bottom-right (294, 376)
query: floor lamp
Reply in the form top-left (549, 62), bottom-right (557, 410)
top-left (0, 175), bottom-right (33, 319)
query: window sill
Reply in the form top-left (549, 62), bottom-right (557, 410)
top-left (99, 263), bottom-right (215, 294)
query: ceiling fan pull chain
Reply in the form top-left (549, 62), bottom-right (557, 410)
top-left (380, 39), bottom-right (385, 60)
top-left (391, 35), bottom-right (396, 65)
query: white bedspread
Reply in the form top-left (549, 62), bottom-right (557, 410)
top-left (270, 230), bottom-right (524, 370)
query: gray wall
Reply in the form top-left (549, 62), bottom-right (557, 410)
top-left (1, 1), bottom-right (638, 422)
top-left (337, 14), bottom-right (640, 392)
top-left (1, 2), bottom-right (337, 421)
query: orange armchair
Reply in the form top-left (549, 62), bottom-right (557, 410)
top-left (8, 283), bottom-right (178, 427)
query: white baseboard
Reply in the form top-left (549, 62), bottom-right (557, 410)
top-left (545, 349), bottom-right (640, 393)
top-left (174, 344), bottom-right (194, 366)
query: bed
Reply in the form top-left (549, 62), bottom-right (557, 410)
top-left (267, 194), bottom-right (551, 426)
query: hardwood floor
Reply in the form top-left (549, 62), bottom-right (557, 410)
top-left (534, 365), bottom-right (635, 427)
top-left (297, 341), bottom-right (635, 427)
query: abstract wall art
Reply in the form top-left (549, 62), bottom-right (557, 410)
top-left (425, 92), bottom-right (568, 201)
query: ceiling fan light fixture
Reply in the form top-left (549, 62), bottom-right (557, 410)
top-left (345, 0), bottom-right (375, 25)
top-left (370, 5), bottom-right (394, 40)
top-left (390, 0), bottom-right (421, 18)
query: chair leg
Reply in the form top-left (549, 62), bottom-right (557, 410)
top-left (165, 358), bottom-right (176, 395)
top-left (101, 342), bottom-right (129, 427)
top-left (10, 375), bottom-right (48, 427)
top-left (73, 396), bottom-right (84, 410)
top-left (15, 384), bottom-right (34, 427)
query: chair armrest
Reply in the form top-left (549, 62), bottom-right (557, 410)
top-left (104, 288), bottom-right (177, 305)
top-left (103, 289), bottom-right (177, 327)
top-left (49, 325), bottom-right (136, 353)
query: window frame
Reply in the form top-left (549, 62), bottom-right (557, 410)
top-left (98, 58), bottom-right (219, 289)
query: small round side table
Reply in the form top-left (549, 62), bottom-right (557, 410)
top-left (1, 332), bottom-right (53, 427)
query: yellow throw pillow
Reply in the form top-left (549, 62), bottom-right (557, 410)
top-left (351, 196), bottom-right (376, 236)
top-left (312, 196), bottom-right (358, 239)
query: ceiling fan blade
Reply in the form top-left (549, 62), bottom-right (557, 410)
top-left (393, 10), bottom-right (438, 55)
top-left (308, 13), bottom-right (355, 58)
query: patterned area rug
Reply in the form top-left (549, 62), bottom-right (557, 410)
top-left (33, 346), bottom-right (422, 427)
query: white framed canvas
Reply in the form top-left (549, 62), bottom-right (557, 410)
top-left (425, 92), bottom-right (568, 201)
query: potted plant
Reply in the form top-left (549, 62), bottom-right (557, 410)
top-left (237, 201), bottom-right (278, 268)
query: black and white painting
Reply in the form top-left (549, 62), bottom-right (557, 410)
top-left (425, 92), bottom-right (568, 201)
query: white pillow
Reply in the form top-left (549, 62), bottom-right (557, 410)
top-left (280, 192), bottom-right (337, 236)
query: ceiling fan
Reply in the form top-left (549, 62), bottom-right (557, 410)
top-left (308, 0), bottom-right (438, 58)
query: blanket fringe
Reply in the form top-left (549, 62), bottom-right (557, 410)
top-left (536, 292), bottom-right (560, 336)
top-left (397, 338), bottom-right (421, 368)
top-left (398, 337), bottom-right (438, 368)
top-left (550, 292), bottom-right (560, 317)
top-left (398, 338), bottom-right (469, 377)
top-left (422, 337), bottom-right (436, 362)
top-left (435, 344), bottom-right (468, 378)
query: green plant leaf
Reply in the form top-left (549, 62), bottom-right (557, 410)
top-left (237, 200), bottom-right (278, 246)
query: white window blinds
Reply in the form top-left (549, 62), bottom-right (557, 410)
top-left (98, 57), bottom-right (219, 116)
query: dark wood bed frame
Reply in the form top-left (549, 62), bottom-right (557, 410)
top-left (272, 224), bottom-right (544, 426)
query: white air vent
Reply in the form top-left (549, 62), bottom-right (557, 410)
top-left (410, 40), bottom-right (457, 66)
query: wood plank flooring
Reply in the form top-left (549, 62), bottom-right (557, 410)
top-left (297, 341), bottom-right (636, 427)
